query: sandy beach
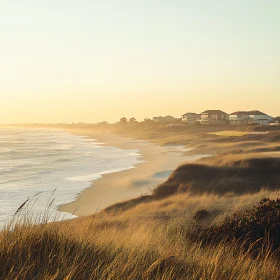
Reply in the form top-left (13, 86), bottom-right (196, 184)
top-left (59, 131), bottom-right (206, 216)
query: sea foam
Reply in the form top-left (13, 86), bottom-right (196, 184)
top-left (0, 128), bottom-right (142, 227)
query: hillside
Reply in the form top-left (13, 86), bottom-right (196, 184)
top-left (1, 188), bottom-right (280, 279)
top-left (0, 125), bottom-right (280, 279)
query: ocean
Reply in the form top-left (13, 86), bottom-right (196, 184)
top-left (0, 128), bottom-right (142, 227)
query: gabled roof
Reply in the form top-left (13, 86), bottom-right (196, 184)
top-left (201, 110), bottom-right (228, 115)
top-left (248, 110), bottom-right (266, 115)
top-left (230, 111), bottom-right (250, 115)
top-left (182, 112), bottom-right (198, 116)
top-left (230, 110), bottom-right (270, 116)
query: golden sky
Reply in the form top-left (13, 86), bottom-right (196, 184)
top-left (0, 1), bottom-right (279, 123)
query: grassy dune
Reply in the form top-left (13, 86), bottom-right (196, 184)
top-left (153, 157), bottom-right (280, 198)
top-left (1, 189), bottom-right (280, 279)
top-left (1, 124), bottom-right (280, 279)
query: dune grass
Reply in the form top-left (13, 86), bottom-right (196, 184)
top-left (149, 155), bottom-right (280, 201)
top-left (1, 189), bottom-right (280, 279)
top-left (1, 124), bottom-right (279, 279)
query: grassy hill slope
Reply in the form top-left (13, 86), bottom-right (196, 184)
top-left (1, 125), bottom-right (280, 279)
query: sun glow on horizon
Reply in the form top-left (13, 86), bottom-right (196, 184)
top-left (0, 0), bottom-right (279, 123)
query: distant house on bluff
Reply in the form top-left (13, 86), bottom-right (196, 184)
top-left (181, 113), bottom-right (200, 124)
top-left (247, 111), bottom-right (273, 125)
top-left (229, 110), bottom-right (273, 125)
top-left (199, 110), bottom-right (229, 125)
top-left (229, 111), bottom-right (250, 125)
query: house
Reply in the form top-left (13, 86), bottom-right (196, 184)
top-left (181, 113), bottom-right (200, 124)
top-left (199, 110), bottom-right (229, 124)
top-left (229, 111), bottom-right (250, 125)
top-left (247, 110), bottom-right (273, 125)
top-left (229, 110), bottom-right (273, 125)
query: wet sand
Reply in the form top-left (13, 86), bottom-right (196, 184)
top-left (59, 131), bottom-right (205, 216)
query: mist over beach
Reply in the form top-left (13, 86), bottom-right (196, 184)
top-left (0, 1), bottom-right (280, 279)
top-left (0, 128), bottom-right (143, 226)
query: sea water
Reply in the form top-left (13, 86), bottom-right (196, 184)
top-left (0, 128), bottom-right (142, 227)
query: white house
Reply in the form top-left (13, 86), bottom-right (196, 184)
top-left (182, 113), bottom-right (200, 124)
top-left (229, 111), bottom-right (250, 125)
top-left (247, 110), bottom-right (273, 125)
top-left (230, 110), bottom-right (273, 125)
top-left (199, 110), bottom-right (229, 124)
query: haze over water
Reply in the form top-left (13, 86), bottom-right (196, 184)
top-left (0, 128), bottom-right (142, 227)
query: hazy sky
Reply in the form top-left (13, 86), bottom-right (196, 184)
top-left (0, 0), bottom-right (279, 123)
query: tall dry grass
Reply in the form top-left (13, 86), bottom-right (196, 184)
top-left (1, 190), bottom-right (280, 279)
top-left (1, 125), bottom-right (279, 279)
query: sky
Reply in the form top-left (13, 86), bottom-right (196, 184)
top-left (0, 0), bottom-right (279, 123)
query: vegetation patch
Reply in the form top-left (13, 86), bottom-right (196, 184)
top-left (153, 158), bottom-right (280, 198)
top-left (193, 209), bottom-right (210, 221)
top-left (194, 198), bottom-right (280, 255)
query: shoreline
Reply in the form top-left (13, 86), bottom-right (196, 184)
top-left (59, 130), bottom-right (206, 217)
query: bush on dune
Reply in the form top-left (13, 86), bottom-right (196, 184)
top-left (193, 198), bottom-right (280, 256)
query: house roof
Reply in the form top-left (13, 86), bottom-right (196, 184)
top-left (230, 111), bottom-right (250, 115)
top-left (201, 110), bottom-right (228, 115)
top-left (182, 112), bottom-right (197, 116)
top-left (230, 110), bottom-right (268, 116)
top-left (248, 110), bottom-right (267, 115)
